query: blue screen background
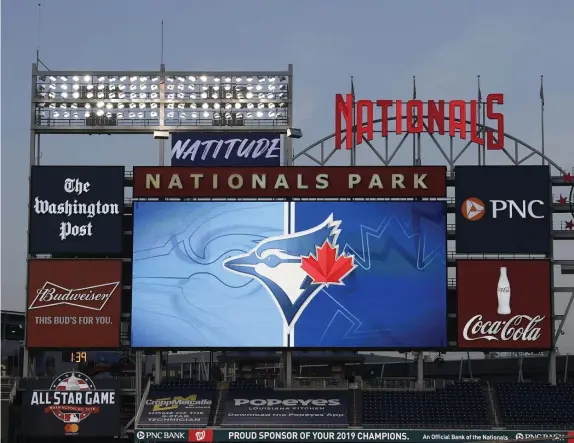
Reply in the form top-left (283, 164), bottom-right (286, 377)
top-left (131, 201), bottom-right (446, 348)
top-left (294, 201), bottom-right (447, 348)
top-left (131, 201), bottom-right (285, 347)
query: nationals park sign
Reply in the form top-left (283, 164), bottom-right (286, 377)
top-left (134, 429), bottom-right (572, 442)
top-left (132, 166), bottom-right (447, 199)
top-left (335, 94), bottom-right (505, 150)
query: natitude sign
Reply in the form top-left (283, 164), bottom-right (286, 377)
top-left (171, 132), bottom-right (281, 166)
top-left (29, 166), bottom-right (125, 255)
top-left (27, 259), bottom-right (122, 348)
top-left (139, 390), bottom-right (214, 427)
top-left (133, 166), bottom-right (446, 198)
top-left (21, 372), bottom-right (120, 437)
top-left (335, 94), bottom-right (505, 150)
top-left (457, 259), bottom-right (552, 350)
top-left (222, 391), bottom-right (349, 426)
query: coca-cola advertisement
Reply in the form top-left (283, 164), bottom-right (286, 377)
top-left (457, 259), bottom-right (552, 350)
top-left (27, 259), bottom-right (122, 348)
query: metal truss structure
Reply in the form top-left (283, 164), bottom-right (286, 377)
top-left (292, 113), bottom-right (574, 387)
top-left (25, 63), bottom-right (573, 432)
top-left (25, 63), bottom-right (294, 435)
top-left (29, 63), bottom-right (293, 165)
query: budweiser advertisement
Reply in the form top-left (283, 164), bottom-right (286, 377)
top-left (335, 94), bottom-right (504, 150)
top-left (27, 259), bottom-right (122, 348)
top-left (457, 260), bottom-right (552, 350)
top-left (171, 131), bottom-right (281, 166)
top-left (132, 166), bottom-right (447, 198)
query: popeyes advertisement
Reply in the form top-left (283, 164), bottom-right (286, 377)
top-left (457, 260), bottom-right (552, 350)
top-left (27, 259), bottom-right (122, 348)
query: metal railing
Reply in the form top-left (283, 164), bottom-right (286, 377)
top-left (363, 378), bottom-right (451, 390)
top-left (121, 195), bottom-right (573, 207)
top-left (0, 377), bottom-right (16, 401)
top-left (17, 375), bottom-right (135, 390)
top-left (35, 117), bottom-right (287, 128)
top-left (291, 377), bottom-right (346, 389)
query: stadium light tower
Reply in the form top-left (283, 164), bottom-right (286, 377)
top-left (29, 65), bottom-right (294, 164)
top-left (25, 63), bottom-right (295, 403)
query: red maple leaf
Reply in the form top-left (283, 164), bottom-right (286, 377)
top-left (301, 240), bottom-right (356, 285)
top-left (558, 194), bottom-right (568, 205)
top-left (564, 172), bottom-right (573, 183)
top-left (566, 220), bottom-right (574, 231)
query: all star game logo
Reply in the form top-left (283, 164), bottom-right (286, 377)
top-left (30, 372), bottom-right (117, 435)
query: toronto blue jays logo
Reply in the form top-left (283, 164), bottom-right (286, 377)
top-left (222, 215), bottom-right (357, 342)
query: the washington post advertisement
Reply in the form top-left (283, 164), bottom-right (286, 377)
top-left (130, 201), bottom-right (447, 348)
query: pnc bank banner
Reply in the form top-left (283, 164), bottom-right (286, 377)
top-left (139, 390), bottom-right (214, 427)
top-left (134, 428), bottom-right (573, 442)
top-left (221, 391), bottom-right (348, 426)
top-left (455, 165), bottom-right (551, 254)
top-left (171, 132), bottom-right (281, 166)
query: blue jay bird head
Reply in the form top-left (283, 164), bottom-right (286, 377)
top-left (222, 214), bottom-right (341, 326)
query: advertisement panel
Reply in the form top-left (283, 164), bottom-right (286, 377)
top-left (29, 166), bottom-right (125, 255)
top-left (134, 429), bottom-right (573, 443)
top-left (171, 132), bottom-right (281, 166)
top-left (139, 390), bottom-right (214, 427)
top-left (222, 391), bottom-right (348, 426)
top-left (21, 371), bottom-right (120, 437)
top-left (131, 201), bottom-right (447, 348)
top-left (133, 166), bottom-right (447, 198)
top-left (454, 166), bottom-right (551, 254)
top-left (457, 259), bottom-right (552, 350)
top-left (27, 259), bottom-right (122, 348)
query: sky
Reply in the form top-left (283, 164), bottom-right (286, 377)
top-left (1, 0), bottom-right (574, 355)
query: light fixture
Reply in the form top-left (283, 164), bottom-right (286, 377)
top-left (35, 70), bottom-right (290, 128)
top-left (287, 128), bottom-right (303, 139)
top-left (153, 130), bottom-right (170, 140)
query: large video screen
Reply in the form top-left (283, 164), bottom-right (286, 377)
top-left (131, 201), bottom-right (447, 348)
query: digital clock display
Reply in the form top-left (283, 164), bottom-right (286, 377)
top-left (63, 351), bottom-right (88, 363)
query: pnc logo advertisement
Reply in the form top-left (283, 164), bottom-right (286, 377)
top-left (461, 197), bottom-right (545, 222)
top-left (461, 197), bottom-right (486, 221)
top-left (454, 165), bottom-right (551, 254)
top-left (457, 260), bottom-right (552, 350)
